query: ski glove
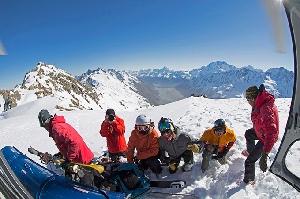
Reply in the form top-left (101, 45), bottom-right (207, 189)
top-left (169, 162), bottom-right (176, 171)
top-left (216, 147), bottom-right (229, 158)
top-left (259, 151), bottom-right (269, 172)
top-left (62, 159), bottom-right (71, 170)
top-left (53, 152), bottom-right (62, 160)
top-left (211, 145), bottom-right (220, 154)
top-left (186, 144), bottom-right (200, 153)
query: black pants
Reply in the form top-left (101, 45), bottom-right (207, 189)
top-left (109, 151), bottom-right (126, 162)
top-left (139, 156), bottom-right (162, 174)
top-left (244, 128), bottom-right (264, 182)
top-left (169, 150), bottom-right (193, 174)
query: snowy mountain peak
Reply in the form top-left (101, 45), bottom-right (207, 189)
top-left (12, 62), bottom-right (101, 111)
top-left (0, 61), bottom-right (294, 113)
top-left (1, 62), bottom-right (151, 113)
top-left (76, 68), bottom-right (152, 110)
top-left (201, 61), bottom-right (237, 73)
top-left (130, 61), bottom-right (294, 99)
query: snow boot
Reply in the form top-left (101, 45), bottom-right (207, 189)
top-left (182, 163), bottom-right (193, 172)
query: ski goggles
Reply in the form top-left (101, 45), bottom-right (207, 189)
top-left (158, 123), bottom-right (171, 132)
top-left (136, 125), bottom-right (149, 131)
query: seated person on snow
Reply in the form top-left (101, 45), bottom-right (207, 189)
top-left (125, 114), bottom-right (162, 176)
top-left (157, 117), bottom-right (203, 174)
top-left (200, 119), bottom-right (236, 173)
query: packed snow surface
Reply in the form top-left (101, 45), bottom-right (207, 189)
top-left (0, 96), bottom-right (298, 198)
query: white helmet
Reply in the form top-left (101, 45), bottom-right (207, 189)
top-left (135, 114), bottom-right (151, 126)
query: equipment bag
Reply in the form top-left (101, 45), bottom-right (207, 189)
top-left (110, 163), bottom-right (150, 198)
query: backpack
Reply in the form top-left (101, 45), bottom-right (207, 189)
top-left (109, 163), bottom-right (150, 198)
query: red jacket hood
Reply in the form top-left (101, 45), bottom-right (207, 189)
top-left (255, 90), bottom-right (275, 110)
top-left (49, 115), bottom-right (66, 137)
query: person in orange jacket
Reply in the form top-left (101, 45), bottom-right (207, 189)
top-left (126, 114), bottom-right (162, 175)
top-left (200, 119), bottom-right (236, 172)
top-left (100, 109), bottom-right (127, 163)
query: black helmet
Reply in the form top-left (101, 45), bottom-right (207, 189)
top-left (38, 109), bottom-right (53, 127)
top-left (214, 119), bottom-right (226, 133)
top-left (158, 117), bottom-right (174, 132)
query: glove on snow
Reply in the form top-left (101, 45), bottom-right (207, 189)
top-left (259, 151), bottom-right (269, 172)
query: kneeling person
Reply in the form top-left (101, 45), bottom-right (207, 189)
top-left (200, 119), bottom-right (236, 173)
top-left (38, 109), bottom-right (96, 187)
top-left (158, 117), bottom-right (203, 174)
top-left (126, 115), bottom-right (162, 175)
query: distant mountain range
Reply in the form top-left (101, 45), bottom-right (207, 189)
top-left (127, 61), bottom-right (294, 99)
top-left (0, 61), bottom-right (294, 112)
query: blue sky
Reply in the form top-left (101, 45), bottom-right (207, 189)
top-left (0, 0), bottom-right (294, 90)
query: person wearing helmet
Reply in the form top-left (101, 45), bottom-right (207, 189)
top-left (38, 109), bottom-right (94, 165)
top-left (158, 117), bottom-right (203, 174)
top-left (38, 109), bottom-right (95, 186)
top-left (200, 119), bottom-right (236, 173)
top-left (99, 108), bottom-right (127, 163)
top-left (125, 114), bottom-right (162, 175)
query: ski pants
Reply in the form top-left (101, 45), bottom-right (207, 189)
top-left (139, 155), bottom-right (162, 174)
top-left (243, 128), bottom-right (264, 182)
top-left (201, 145), bottom-right (221, 172)
top-left (201, 148), bottom-right (212, 172)
top-left (169, 150), bottom-right (193, 174)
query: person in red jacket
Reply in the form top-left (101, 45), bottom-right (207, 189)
top-left (100, 109), bottom-right (127, 162)
top-left (242, 84), bottom-right (279, 184)
top-left (38, 109), bottom-right (94, 168)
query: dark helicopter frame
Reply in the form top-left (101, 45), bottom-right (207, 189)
top-left (269, 0), bottom-right (300, 192)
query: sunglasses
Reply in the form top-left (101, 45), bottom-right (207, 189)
top-left (158, 123), bottom-right (171, 132)
top-left (136, 125), bottom-right (149, 131)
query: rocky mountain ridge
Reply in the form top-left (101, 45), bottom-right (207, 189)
top-left (0, 61), bottom-right (294, 113)
top-left (0, 63), bottom-right (151, 112)
top-left (128, 61), bottom-right (294, 99)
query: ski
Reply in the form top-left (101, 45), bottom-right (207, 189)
top-left (150, 180), bottom-right (186, 188)
top-left (28, 147), bottom-right (104, 175)
top-left (147, 191), bottom-right (199, 199)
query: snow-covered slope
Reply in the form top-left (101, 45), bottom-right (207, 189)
top-left (0, 63), bottom-right (151, 112)
top-left (0, 96), bottom-right (297, 198)
top-left (76, 68), bottom-right (152, 110)
top-left (13, 62), bottom-right (101, 111)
